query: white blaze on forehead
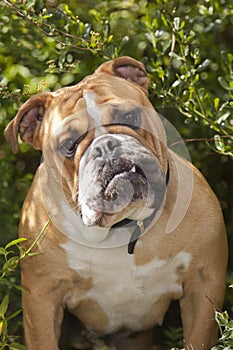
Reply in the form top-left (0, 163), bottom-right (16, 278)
top-left (50, 110), bottom-right (82, 137)
top-left (83, 90), bottom-right (108, 137)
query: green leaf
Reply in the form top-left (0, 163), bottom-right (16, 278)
top-left (170, 52), bottom-right (184, 61)
top-left (184, 45), bottom-right (189, 56)
top-left (193, 48), bottom-right (200, 59)
top-left (63, 4), bottom-right (73, 16)
top-left (5, 238), bottom-right (27, 250)
top-left (215, 310), bottom-right (229, 326)
top-left (218, 76), bottom-right (233, 90)
top-left (214, 97), bottom-right (220, 110)
top-left (172, 80), bottom-right (181, 88)
top-left (214, 135), bottom-right (224, 152)
top-left (10, 343), bottom-right (26, 350)
top-left (7, 309), bottom-right (22, 322)
top-left (227, 53), bottom-right (233, 65)
top-left (173, 17), bottom-right (180, 31)
top-left (0, 319), bottom-right (7, 337)
top-left (0, 248), bottom-right (6, 255)
top-left (0, 295), bottom-right (9, 318)
top-left (25, 1), bottom-right (36, 10)
top-left (196, 59), bottom-right (211, 72)
top-left (217, 111), bottom-right (231, 125)
top-left (3, 257), bottom-right (19, 274)
top-left (161, 14), bottom-right (168, 26)
top-left (11, 284), bottom-right (24, 292)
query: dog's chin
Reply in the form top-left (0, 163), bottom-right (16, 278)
top-left (81, 204), bottom-right (133, 228)
top-left (80, 204), bottom-right (108, 227)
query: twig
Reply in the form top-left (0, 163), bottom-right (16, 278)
top-left (20, 218), bottom-right (51, 260)
top-left (3, 0), bottom-right (93, 51)
top-left (170, 135), bottom-right (232, 147)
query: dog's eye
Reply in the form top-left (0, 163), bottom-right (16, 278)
top-left (122, 110), bottom-right (141, 128)
top-left (60, 132), bottom-right (87, 157)
top-left (112, 108), bottom-right (141, 129)
top-left (61, 139), bottom-right (78, 157)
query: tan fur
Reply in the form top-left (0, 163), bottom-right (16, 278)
top-left (4, 57), bottom-right (228, 350)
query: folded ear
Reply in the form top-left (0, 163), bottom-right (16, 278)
top-left (4, 92), bottom-right (53, 154)
top-left (95, 56), bottom-right (149, 91)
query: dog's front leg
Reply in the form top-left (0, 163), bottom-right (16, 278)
top-left (180, 264), bottom-right (226, 349)
top-left (180, 295), bottom-right (218, 349)
top-left (22, 288), bottom-right (64, 350)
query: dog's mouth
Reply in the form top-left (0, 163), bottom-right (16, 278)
top-left (78, 157), bottom-right (151, 228)
top-left (78, 136), bottom-right (167, 229)
top-left (102, 158), bottom-right (147, 203)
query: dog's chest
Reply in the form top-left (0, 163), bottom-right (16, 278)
top-left (62, 241), bottom-right (191, 333)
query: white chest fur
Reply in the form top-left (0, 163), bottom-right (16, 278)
top-left (61, 240), bottom-right (192, 333)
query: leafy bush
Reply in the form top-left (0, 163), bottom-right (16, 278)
top-left (0, 0), bottom-right (232, 348)
top-left (214, 309), bottom-right (233, 349)
top-left (0, 221), bottom-right (50, 349)
top-left (0, 238), bottom-right (26, 349)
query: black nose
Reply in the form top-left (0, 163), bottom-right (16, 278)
top-left (92, 136), bottom-right (121, 159)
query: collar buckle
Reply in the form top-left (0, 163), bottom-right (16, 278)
top-left (137, 219), bottom-right (145, 234)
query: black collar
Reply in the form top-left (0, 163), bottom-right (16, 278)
top-left (111, 163), bottom-right (170, 254)
top-left (127, 209), bottom-right (157, 254)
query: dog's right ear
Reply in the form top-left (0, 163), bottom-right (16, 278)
top-left (95, 56), bottom-right (150, 92)
top-left (4, 92), bottom-right (53, 154)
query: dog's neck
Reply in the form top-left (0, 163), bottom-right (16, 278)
top-left (112, 163), bottom-right (170, 254)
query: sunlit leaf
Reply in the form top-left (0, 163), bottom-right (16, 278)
top-left (5, 238), bottom-right (27, 250)
top-left (214, 135), bottom-right (224, 151)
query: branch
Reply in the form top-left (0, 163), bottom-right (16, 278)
top-left (3, 0), bottom-right (93, 51)
top-left (171, 135), bottom-right (232, 146)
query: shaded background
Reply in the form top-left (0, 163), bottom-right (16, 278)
top-left (0, 0), bottom-right (232, 348)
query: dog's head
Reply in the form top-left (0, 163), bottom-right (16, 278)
top-left (5, 57), bottom-right (169, 237)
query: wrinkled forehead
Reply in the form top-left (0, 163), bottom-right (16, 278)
top-left (48, 71), bottom-right (166, 146)
top-left (51, 90), bottom-right (144, 137)
top-left (50, 74), bottom-right (152, 127)
top-left (82, 73), bottom-right (149, 103)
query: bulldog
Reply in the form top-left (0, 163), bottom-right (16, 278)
top-left (4, 57), bottom-right (228, 350)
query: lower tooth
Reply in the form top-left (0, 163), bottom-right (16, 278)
top-left (130, 166), bottom-right (136, 173)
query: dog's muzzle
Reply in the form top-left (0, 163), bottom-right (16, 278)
top-left (78, 134), bottom-right (167, 230)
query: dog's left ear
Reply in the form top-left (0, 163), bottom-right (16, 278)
top-left (4, 92), bottom-right (53, 154)
top-left (96, 56), bottom-right (149, 91)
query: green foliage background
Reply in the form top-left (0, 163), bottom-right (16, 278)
top-left (0, 0), bottom-right (232, 348)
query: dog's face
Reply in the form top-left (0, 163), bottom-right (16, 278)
top-left (78, 108), bottom-right (166, 228)
top-left (5, 57), bottom-right (168, 235)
